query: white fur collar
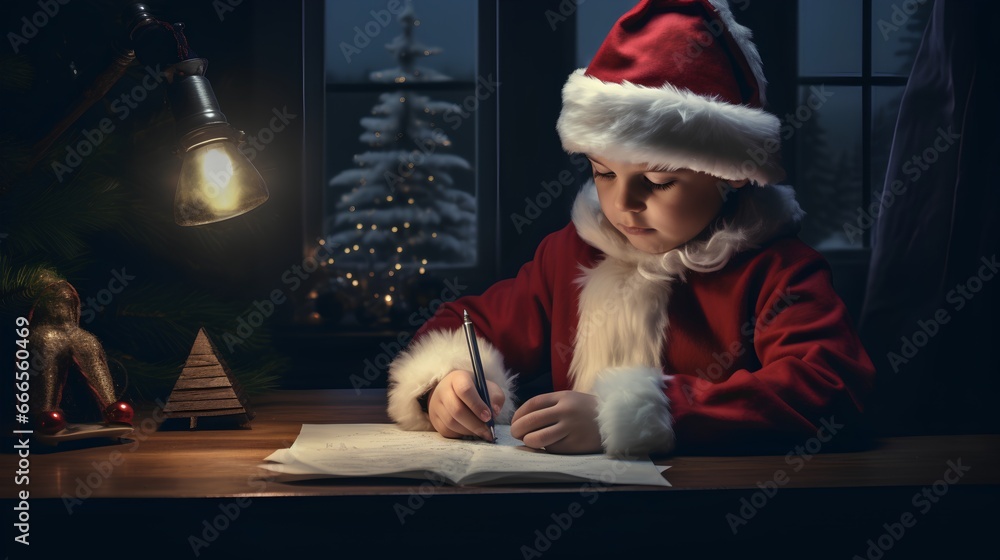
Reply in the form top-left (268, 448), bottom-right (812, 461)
top-left (566, 180), bottom-right (804, 395)
top-left (570, 180), bottom-right (805, 282)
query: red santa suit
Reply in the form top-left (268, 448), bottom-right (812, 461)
top-left (387, 180), bottom-right (875, 455)
top-left (387, 0), bottom-right (875, 455)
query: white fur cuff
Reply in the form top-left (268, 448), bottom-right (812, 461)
top-left (387, 329), bottom-right (518, 431)
top-left (593, 366), bottom-right (676, 457)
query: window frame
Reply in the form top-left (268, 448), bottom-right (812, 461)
top-left (793, 0), bottom-right (917, 262)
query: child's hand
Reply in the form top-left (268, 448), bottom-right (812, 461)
top-left (510, 391), bottom-right (603, 454)
top-left (426, 369), bottom-right (505, 442)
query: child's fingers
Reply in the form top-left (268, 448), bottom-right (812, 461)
top-left (520, 423), bottom-right (567, 451)
top-left (448, 376), bottom-right (495, 441)
top-left (485, 380), bottom-right (505, 413)
top-left (449, 404), bottom-right (493, 441)
top-left (452, 372), bottom-right (495, 423)
top-left (510, 404), bottom-right (559, 441)
top-left (511, 392), bottom-right (553, 423)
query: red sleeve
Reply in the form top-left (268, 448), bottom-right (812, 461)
top-left (410, 226), bottom-right (568, 382)
top-left (664, 252), bottom-right (875, 450)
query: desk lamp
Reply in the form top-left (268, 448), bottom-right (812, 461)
top-left (29, 3), bottom-right (268, 226)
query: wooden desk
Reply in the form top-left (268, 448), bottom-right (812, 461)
top-left (5, 390), bottom-right (999, 559)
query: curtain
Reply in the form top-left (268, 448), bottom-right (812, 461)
top-left (859, 0), bottom-right (1000, 436)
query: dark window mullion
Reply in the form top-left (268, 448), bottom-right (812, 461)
top-left (862, 0), bottom-right (873, 249)
top-left (797, 76), bottom-right (907, 86)
top-left (326, 82), bottom-right (480, 93)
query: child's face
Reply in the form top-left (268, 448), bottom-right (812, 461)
top-left (587, 155), bottom-right (749, 254)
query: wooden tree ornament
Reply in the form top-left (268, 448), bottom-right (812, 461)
top-left (163, 328), bottom-right (254, 429)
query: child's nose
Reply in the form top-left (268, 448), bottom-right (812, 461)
top-left (614, 181), bottom-right (647, 213)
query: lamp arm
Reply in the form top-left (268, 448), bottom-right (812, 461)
top-left (26, 3), bottom-right (200, 171)
top-left (27, 46), bottom-right (136, 171)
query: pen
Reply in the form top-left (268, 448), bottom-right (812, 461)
top-left (463, 309), bottom-right (496, 443)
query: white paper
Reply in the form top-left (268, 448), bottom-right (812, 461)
top-left (259, 424), bottom-right (670, 487)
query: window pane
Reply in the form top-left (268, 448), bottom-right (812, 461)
top-left (795, 85), bottom-right (863, 250)
top-left (871, 86), bottom-right (905, 192)
top-left (798, 0), bottom-right (862, 76)
top-left (871, 0), bottom-right (932, 76)
top-left (326, 0), bottom-right (477, 83)
top-left (323, 0), bottom-right (479, 328)
top-left (576, 0), bottom-right (641, 68)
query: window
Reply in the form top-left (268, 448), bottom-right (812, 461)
top-left (577, 1), bottom-right (639, 67)
top-left (794, 0), bottom-right (932, 251)
top-left (305, 0), bottom-right (496, 329)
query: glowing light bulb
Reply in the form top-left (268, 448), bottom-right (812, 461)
top-left (174, 142), bottom-right (268, 225)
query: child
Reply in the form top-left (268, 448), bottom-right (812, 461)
top-left (386, 0), bottom-right (874, 456)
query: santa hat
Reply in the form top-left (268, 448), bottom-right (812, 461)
top-left (556, 0), bottom-right (785, 186)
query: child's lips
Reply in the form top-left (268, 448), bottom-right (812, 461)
top-left (620, 224), bottom-right (655, 235)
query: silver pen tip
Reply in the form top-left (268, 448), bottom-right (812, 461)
top-left (463, 309), bottom-right (469, 319)
top-left (490, 425), bottom-right (496, 442)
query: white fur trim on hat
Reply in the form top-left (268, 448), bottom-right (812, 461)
top-left (706, 0), bottom-right (769, 106)
top-left (387, 328), bottom-right (518, 431)
top-left (593, 366), bottom-right (676, 457)
top-left (556, 68), bottom-right (785, 186)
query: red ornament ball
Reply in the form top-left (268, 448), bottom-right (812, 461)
top-left (37, 410), bottom-right (67, 434)
top-left (104, 401), bottom-right (135, 425)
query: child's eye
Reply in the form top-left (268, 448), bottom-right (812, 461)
top-left (592, 171), bottom-right (675, 191)
top-left (647, 179), bottom-right (676, 190)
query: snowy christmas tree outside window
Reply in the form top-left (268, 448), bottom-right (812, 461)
top-left (320, 0), bottom-right (481, 327)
